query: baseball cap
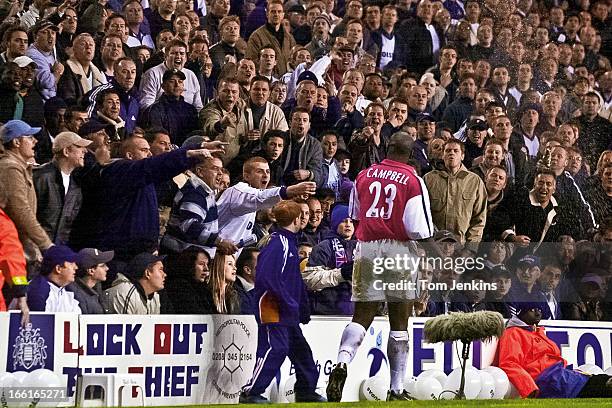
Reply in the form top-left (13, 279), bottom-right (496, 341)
top-left (12, 56), bottom-right (38, 69)
top-left (517, 255), bottom-right (540, 268)
top-left (287, 5), bottom-right (305, 14)
top-left (580, 273), bottom-right (604, 289)
top-left (182, 135), bottom-right (206, 148)
top-left (52, 131), bottom-right (93, 153)
top-left (43, 96), bottom-right (67, 115)
top-left (126, 253), bottom-right (166, 279)
top-left (297, 70), bottom-right (319, 86)
top-left (491, 264), bottom-right (513, 279)
top-left (31, 20), bottom-right (59, 36)
top-left (78, 119), bottom-right (111, 137)
top-left (467, 118), bottom-right (488, 131)
top-left (162, 69), bottom-right (186, 82)
top-left (41, 245), bottom-right (80, 276)
top-left (434, 230), bottom-right (459, 243)
top-left (77, 248), bottom-right (115, 270)
top-left (416, 113), bottom-right (436, 123)
top-left (0, 120), bottom-right (41, 144)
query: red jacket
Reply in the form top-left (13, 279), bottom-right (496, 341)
top-left (498, 317), bottom-right (566, 398)
top-left (0, 208), bottom-right (28, 310)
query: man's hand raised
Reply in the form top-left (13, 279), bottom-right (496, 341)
top-left (186, 142), bottom-right (228, 159)
top-left (217, 239), bottom-right (238, 255)
top-left (201, 141), bottom-right (229, 155)
top-left (220, 112), bottom-right (237, 128)
top-left (287, 181), bottom-right (317, 197)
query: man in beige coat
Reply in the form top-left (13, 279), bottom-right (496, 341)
top-left (0, 120), bottom-right (53, 261)
top-left (424, 139), bottom-right (487, 246)
top-left (200, 77), bottom-right (247, 166)
top-left (246, 0), bottom-right (296, 77)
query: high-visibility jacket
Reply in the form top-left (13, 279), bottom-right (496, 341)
top-left (0, 208), bottom-right (28, 310)
top-left (498, 316), bottom-right (588, 398)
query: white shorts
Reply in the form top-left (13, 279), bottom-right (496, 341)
top-left (351, 239), bottom-right (421, 302)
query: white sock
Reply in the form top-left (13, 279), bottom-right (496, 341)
top-left (337, 322), bottom-right (366, 364)
top-left (387, 331), bottom-right (409, 393)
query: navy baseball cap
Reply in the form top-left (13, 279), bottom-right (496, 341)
top-left (467, 118), bottom-right (488, 131)
top-left (182, 135), bottom-right (206, 148)
top-left (416, 113), bottom-right (435, 123)
top-left (518, 255), bottom-right (540, 268)
top-left (491, 264), bottom-right (513, 279)
top-left (0, 120), bottom-right (42, 144)
top-left (78, 119), bottom-right (111, 137)
top-left (43, 96), bottom-right (67, 114)
top-left (31, 20), bottom-right (59, 36)
top-left (162, 69), bottom-right (186, 82)
top-left (518, 102), bottom-right (542, 117)
top-left (297, 70), bottom-right (319, 86)
top-left (287, 5), bottom-right (306, 14)
top-left (126, 253), bottom-right (166, 279)
top-left (41, 245), bottom-right (80, 275)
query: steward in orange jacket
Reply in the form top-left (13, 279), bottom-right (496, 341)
top-left (498, 302), bottom-right (612, 398)
top-left (0, 207), bottom-right (29, 313)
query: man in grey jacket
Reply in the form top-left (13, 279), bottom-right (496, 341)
top-left (70, 248), bottom-right (114, 314)
top-left (281, 107), bottom-right (323, 186)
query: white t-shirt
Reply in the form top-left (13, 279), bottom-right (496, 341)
top-left (61, 171), bottom-right (70, 195)
top-left (379, 35), bottom-right (395, 69)
top-left (425, 24), bottom-right (441, 59)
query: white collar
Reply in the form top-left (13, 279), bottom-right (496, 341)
top-left (528, 190), bottom-right (558, 208)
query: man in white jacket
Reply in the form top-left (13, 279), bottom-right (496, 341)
top-left (138, 39), bottom-right (203, 110)
top-left (216, 157), bottom-right (316, 251)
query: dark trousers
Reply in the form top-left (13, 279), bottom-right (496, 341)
top-left (578, 374), bottom-right (612, 398)
top-left (243, 324), bottom-right (319, 396)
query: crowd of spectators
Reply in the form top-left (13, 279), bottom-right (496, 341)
top-left (0, 0), bottom-right (610, 323)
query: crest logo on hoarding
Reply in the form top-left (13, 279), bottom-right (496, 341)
top-left (12, 323), bottom-right (48, 370)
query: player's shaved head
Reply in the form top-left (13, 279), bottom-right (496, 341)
top-left (387, 132), bottom-right (414, 162)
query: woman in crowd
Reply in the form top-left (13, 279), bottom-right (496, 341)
top-left (203, 253), bottom-right (240, 314)
top-left (164, 247), bottom-right (212, 314)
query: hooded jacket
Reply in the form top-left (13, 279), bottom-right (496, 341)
top-left (104, 273), bottom-right (161, 314)
top-left (498, 316), bottom-right (588, 398)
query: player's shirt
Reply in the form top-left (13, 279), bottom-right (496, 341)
top-left (349, 159), bottom-right (433, 242)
